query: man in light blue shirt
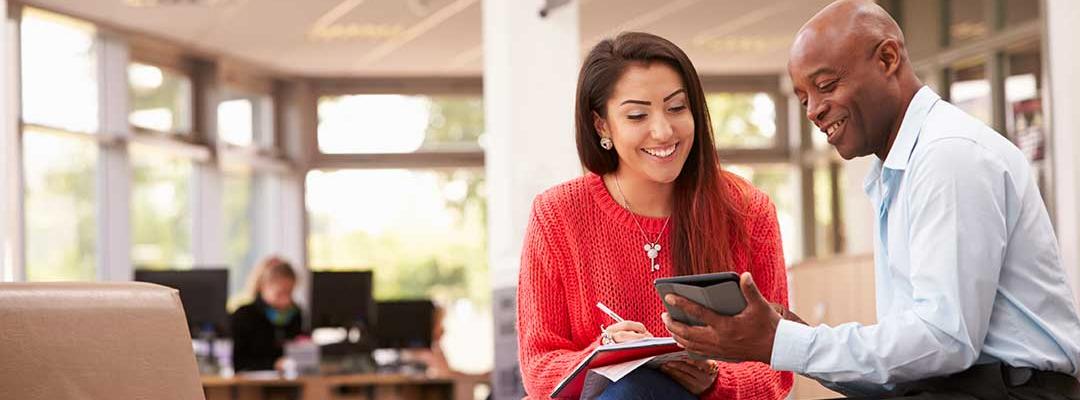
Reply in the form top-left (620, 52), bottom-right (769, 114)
top-left (662, 0), bottom-right (1080, 397)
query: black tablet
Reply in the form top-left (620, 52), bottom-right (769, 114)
top-left (654, 272), bottom-right (746, 326)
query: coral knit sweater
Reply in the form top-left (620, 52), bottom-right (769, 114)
top-left (517, 173), bottom-right (793, 399)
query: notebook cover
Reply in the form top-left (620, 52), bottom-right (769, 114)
top-left (549, 338), bottom-right (683, 398)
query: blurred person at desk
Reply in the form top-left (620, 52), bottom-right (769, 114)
top-left (231, 256), bottom-right (304, 372)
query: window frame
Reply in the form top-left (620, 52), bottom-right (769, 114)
top-left (8, 3), bottom-right (301, 282)
top-left (701, 74), bottom-right (791, 163)
top-left (310, 77), bottom-right (485, 170)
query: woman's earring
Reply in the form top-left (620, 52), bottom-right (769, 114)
top-left (600, 137), bottom-right (613, 150)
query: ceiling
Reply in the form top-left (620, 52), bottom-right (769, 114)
top-left (22, 0), bottom-right (834, 78)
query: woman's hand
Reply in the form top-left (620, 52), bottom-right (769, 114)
top-left (600, 320), bottom-right (652, 344)
top-left (659, 359), bottom-right (718, 395)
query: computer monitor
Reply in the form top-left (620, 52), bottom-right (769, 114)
top-left (374, 300), bottom-right (435, 349)
top-left (309, 271), bottom-right (375, 330)
top-left (134, 268), bottom-right (229, 337)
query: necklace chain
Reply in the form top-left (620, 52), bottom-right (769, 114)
top-left (613, 174), bottom-right (669, 272)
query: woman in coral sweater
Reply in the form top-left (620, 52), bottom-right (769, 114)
top-left (517, 32), bottom-right (793, 399)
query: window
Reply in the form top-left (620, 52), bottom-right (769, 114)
top-left (949, 59), bottom-right (992, 126)
top-left (813, 164), bottom-right (843, 257)
top-left (1005, 43), bottom-right (1042, 143)
top-left (129, 62), bottom-right (193, 134)
top-left (223, 165), bottom-right (257, 297)
top-left (131, 144), bottom-right (193, 269)
top-left (317, 95), bottom-right (484, 154)
top-left (1004, 42), bottom-right (1049, 204)
top-left (218, 90), bottom-right (275, 149)
top-left (19, 8), bottom-right (100, 281)
top-left (306, 168), bottom-right (490, 372)
top-left (218, 86), bottom-right (280, 300)
top-left (708, 92), bottom-right (778, 150)
top-left (22, 129), bottom-right (97, 281)
top-left (218, 99), bottom-right (254, 147)
top-left (725, 164), bottom-right (798, 264)
top-left (20, 8), bottom-right (98, 134)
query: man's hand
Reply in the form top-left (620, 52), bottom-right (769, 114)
top-left (659, 359), bottom-right (718, 394)
top-left (661, 272), bottom-right (782, 363)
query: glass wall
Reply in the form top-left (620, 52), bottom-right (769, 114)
top-left (129, 62), bottom-right (193, 134)
top-left (310, 92), bottom-right (489, 373)
top-left (16, 6), bottom-right (290, 288)
top-left (130, 144), bottom-right (194, 269)
top-left (22, 128), bottom-right (97, 281)
top-left (317, 95), bottom-right (485, 154)
top-left (19, 8), bottom-right (99, 281)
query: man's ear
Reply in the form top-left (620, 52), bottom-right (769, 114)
top-left (593, 111), bottom-right (608, 137)
top-left (877, 38), bottom-right (902, 77)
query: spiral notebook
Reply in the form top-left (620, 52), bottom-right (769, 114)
top-left (549, 337), bottom-right (685, 399)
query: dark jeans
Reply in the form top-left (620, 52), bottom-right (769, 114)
top-left (597, 367), bottom-right (697, 400)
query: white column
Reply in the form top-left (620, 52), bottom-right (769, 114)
top-left (483, 0), bottom-right (580, 398)
top-left (484, 0), bottom-right (581, 292)
top-left (96, 32), bottom-right (133, 281)
top-left (1046, 0), bottom-right (1080, 303)
top-left (0, 0), bottom-right (22, 282)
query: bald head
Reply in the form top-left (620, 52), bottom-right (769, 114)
top-left (787, 0), bottom-right (923, 161)
top-left (792, 0), bottom-right (906, 67)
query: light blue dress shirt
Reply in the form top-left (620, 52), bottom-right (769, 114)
top-left (770, 86), bottom-right (1080, 390)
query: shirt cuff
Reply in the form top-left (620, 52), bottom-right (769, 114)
top-left (770, 318), bottom-right (814, 373)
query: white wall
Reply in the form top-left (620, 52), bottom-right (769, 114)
top-left (1046, 0), bottom-right (1080, 303)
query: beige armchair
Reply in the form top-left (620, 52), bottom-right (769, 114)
top-left (0, 282), bottom-right (205, 400)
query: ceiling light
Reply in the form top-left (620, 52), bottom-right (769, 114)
top-left (308, 24), bottom-right (405, 41)
top-left (693, 36), bottom-right (788, 54)
top-left (124, 0), bottom-right (233, 7)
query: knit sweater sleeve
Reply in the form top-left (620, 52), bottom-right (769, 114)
top-left (702, 192), bottom-right (794, 399)
top-left (517, 197), bottom-right (600, 398)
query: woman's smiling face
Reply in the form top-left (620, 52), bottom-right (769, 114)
top-left (595, 62), bottom-right (695, 184)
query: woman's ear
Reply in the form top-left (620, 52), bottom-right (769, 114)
top-left (592, 111), bottom-right (608, 137)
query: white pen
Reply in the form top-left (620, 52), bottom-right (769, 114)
top-left (596, 301), bottom-right (625, 323)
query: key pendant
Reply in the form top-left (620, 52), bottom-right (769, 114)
top-left (644, 243), bottom-right (661, 272)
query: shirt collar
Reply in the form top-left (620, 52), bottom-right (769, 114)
top-left (882, 86), bottom-right (940, 171)
top-left (863, 86), bottom-right (940, 195)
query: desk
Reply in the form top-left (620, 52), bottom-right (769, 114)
top-left (203, 373), bottom-right (488, 400)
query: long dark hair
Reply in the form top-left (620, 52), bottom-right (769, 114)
top-left (574, 31), bottom-right (746, 276)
